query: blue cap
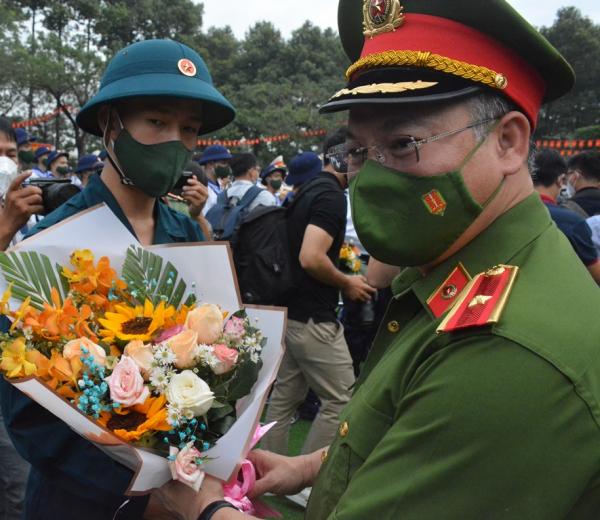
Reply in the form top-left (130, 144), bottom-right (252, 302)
top-left (76, 39), bottom-right (235, 137)
top-left (98, 150), bottom-right (107, 160)
top-left (15, 128), bottom-right (37, 146)
top-left (260, 164), bottom-right (287, 185)
top-left (75, 153), bottom-right (100, 173)
top-left (34, 146), bottom-right (51, 159)
top-left (286, 152), bottom-right (322, 186)
top-left (47, 150), bottom-right (69, 167)
top-left (199, 144), bottom-right (233, 165)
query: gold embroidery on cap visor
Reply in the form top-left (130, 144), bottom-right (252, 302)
top-left (363, 0), bottom-right (405, 38)
top-left (345, 50), bottom-right (508, 91)
top-left (329, 80), bottom-right (438, 100)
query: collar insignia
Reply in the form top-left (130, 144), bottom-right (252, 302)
top-left (363, 0), bottom-right (405, 39)
top-left (427, 262), bottom-right (471, 319)
top-left (437, 265), bottom-right (519, 333)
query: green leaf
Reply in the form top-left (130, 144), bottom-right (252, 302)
top-left (209, 400), bottom-right (235, 422)
top-left (122, 245), bottom-right (193, 308)
top-left (209, 415), bottom-right (236, 436)
top-left (0, 251), bottom-right (66, 310)
top-left (227, 358), bottom-right (263, 402)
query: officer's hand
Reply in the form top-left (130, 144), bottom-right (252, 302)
top-left (181, 176), bottom-right (208, 220)
top-left (247, 449), bottom-right (316, 499)
top-left (342, 274), bottom-right (377, 303)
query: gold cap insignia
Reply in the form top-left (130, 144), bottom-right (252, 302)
top-left (329, 81), bottom-right (437, 100)
top-left (178, 59), bottom-right (196, 77)
top-left (363, 0), bottom-right (405, 39)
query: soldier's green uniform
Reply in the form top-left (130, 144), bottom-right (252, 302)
top-left (307, 193), bottom-right (600, 519)
top-left (307, 1), bottom-right (600, 518)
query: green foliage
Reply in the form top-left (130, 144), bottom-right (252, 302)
top-left (537, 8), bottom-right (600, 137)
top-left (572, 125), bottom-right (600, 140)
top-left (0, 251), bottom-right (67, 310)
top-left (122, 245), bottom-right (195, 309)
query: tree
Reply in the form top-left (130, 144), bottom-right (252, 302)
top-left (537, 7), bottom-right (600, 138)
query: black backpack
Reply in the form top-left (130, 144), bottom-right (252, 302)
top-left (230, 178), bottom-right (338, 306)
top-left (205, 186), bottom-right (263, 240)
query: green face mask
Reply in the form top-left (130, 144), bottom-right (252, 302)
top-left (112, 128), bottom-right (193, 198)
top-left (55, 166), bottom-right (70, 176)
top-left (350, 123), bottom-right (501, 267)
top-left (215, 165), bottom-right (231, 179)
top-left (269, 179), bottom-right (283, 190)
top-left (19, 150), bottom-right (35, 165)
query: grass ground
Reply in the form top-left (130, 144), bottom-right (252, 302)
top-left (254, 412), bottom-right (312, 520)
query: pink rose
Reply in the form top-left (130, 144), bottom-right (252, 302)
top-left (154, 324), bottom-right (185, 344)
top-left (168, 442), bottom-right (205, 491)
top-left (224, 316), bottom-right (245, 342)
top-left (123, 340), bottom-right (153, 379)
top-left (167, 329), bottom-right (199, 369)
top-left (184, 304), bottom-right (223, 345)
top-left (63, 337), bottom-right (107, 367)
top-left (212, 344), bottom-right (238, 375)
top-left (104, 356), bottom-right (149, 407)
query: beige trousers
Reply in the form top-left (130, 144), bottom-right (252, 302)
top-left (262, 318), bottom-right (355, 456)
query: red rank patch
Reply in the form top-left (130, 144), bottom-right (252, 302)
top-left (427, 262), bottom-right (471, 319)
top-left (422, 189), bottom-right (447, 216)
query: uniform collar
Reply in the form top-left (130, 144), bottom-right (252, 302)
top-left (82, 173), bottom-right (187, 244)
top-left (393, 193), bottom-right (552, 318)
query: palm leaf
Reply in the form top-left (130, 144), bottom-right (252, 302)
top-left (0, 251), bottom-right (67, 310)
top-left (122, 245), bottom-right (195, 308)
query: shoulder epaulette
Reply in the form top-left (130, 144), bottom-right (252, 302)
top-left (436, 265), bottom-right (519, 334)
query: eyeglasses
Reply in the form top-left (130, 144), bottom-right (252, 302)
top-left (326, 119), bottom-right (497, 175)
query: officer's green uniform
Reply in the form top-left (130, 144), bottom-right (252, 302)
top-left (307, 194), bottom-right (600, 520)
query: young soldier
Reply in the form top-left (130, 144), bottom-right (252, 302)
top-left (0, 39), bottom-right (234, 520)
top-left (150, 2), bottom-right (600, 520)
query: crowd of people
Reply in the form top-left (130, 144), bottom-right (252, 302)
top-left (1, 0), bottom-right (600, 519)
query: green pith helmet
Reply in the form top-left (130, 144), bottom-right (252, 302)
top-left (320, 0), bottom-right (574, 129)
top-left (77, 39), bottom-right (235, 137)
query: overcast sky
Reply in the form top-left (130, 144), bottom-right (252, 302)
top-left (201, 1), bottom-right (600, 40)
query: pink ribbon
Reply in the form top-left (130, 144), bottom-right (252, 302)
top-left (222, 422), bottom-right (282, 518)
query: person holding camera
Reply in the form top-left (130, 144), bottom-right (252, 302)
top-left (0, 117), bottom-right (43, 251)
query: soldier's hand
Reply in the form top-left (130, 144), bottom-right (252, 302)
top-left (181, 176), bottom-right (208, 220)
top-left (342, 274), bottom-right (377, 303)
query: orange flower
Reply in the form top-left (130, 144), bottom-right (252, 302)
top-left (97, 394), bottom-right (170, 441)
top-left (36, 288), bottom-right (79, 340)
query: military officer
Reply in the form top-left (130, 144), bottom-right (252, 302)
top-left (109, 2), bottom-right (600, 520)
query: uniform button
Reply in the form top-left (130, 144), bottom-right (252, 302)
top-left (387, 320), bottom-right (400, 333)
top-left (340, 422), bottom-right (349, 437)
top-left (321, 450), bottom-right (328, 463)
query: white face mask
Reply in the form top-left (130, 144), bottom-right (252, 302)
top-left (0, 156), bottom-right (18, 198)
top-left (566, 172), bottom-right (579, 198)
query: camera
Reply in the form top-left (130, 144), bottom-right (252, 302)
top-left (26, 178), bottom-right (81, 216)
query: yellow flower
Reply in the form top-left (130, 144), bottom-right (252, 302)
top-left (97, 394), bottom-right (171, 441)
top-left (98, 300), bottom-right (174, 342)
top-left (1, 338), bottom-right (40, 378)
top-left (0, 282), bottom-right (13, 315)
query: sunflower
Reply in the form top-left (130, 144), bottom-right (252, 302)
top-left (97, 394), bottom-right (170, 441)
top-left (98, 300), bottom-right (174, 342)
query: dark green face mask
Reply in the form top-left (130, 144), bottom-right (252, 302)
top-left (112, 128), bottom-right (193, 198)
top-left (55, 166), bottom-right (70, 176)
top-left (19, 150), bottom-right (35, 165)
top-left (350, 122), bottom-right (501, 267)
top-left (269, 179), bottom-right (283, 190)
top-left (215, 165), bottom-right (231, 179)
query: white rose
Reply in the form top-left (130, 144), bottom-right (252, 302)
top-left (166, 370), bottom-right (214, 416)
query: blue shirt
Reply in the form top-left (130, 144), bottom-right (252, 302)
top-left (2, 172), bottom-right (205, 519)
top-left (541, 196), bottom-right (598, 267)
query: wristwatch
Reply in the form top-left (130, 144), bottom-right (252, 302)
top-left (197, 500), bottom-right (238, 520)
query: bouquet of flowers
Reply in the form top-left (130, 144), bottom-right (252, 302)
top-left (339, 242), bottom-right (363, 274)
top-left (0, 244), bottom-right (268, 492)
